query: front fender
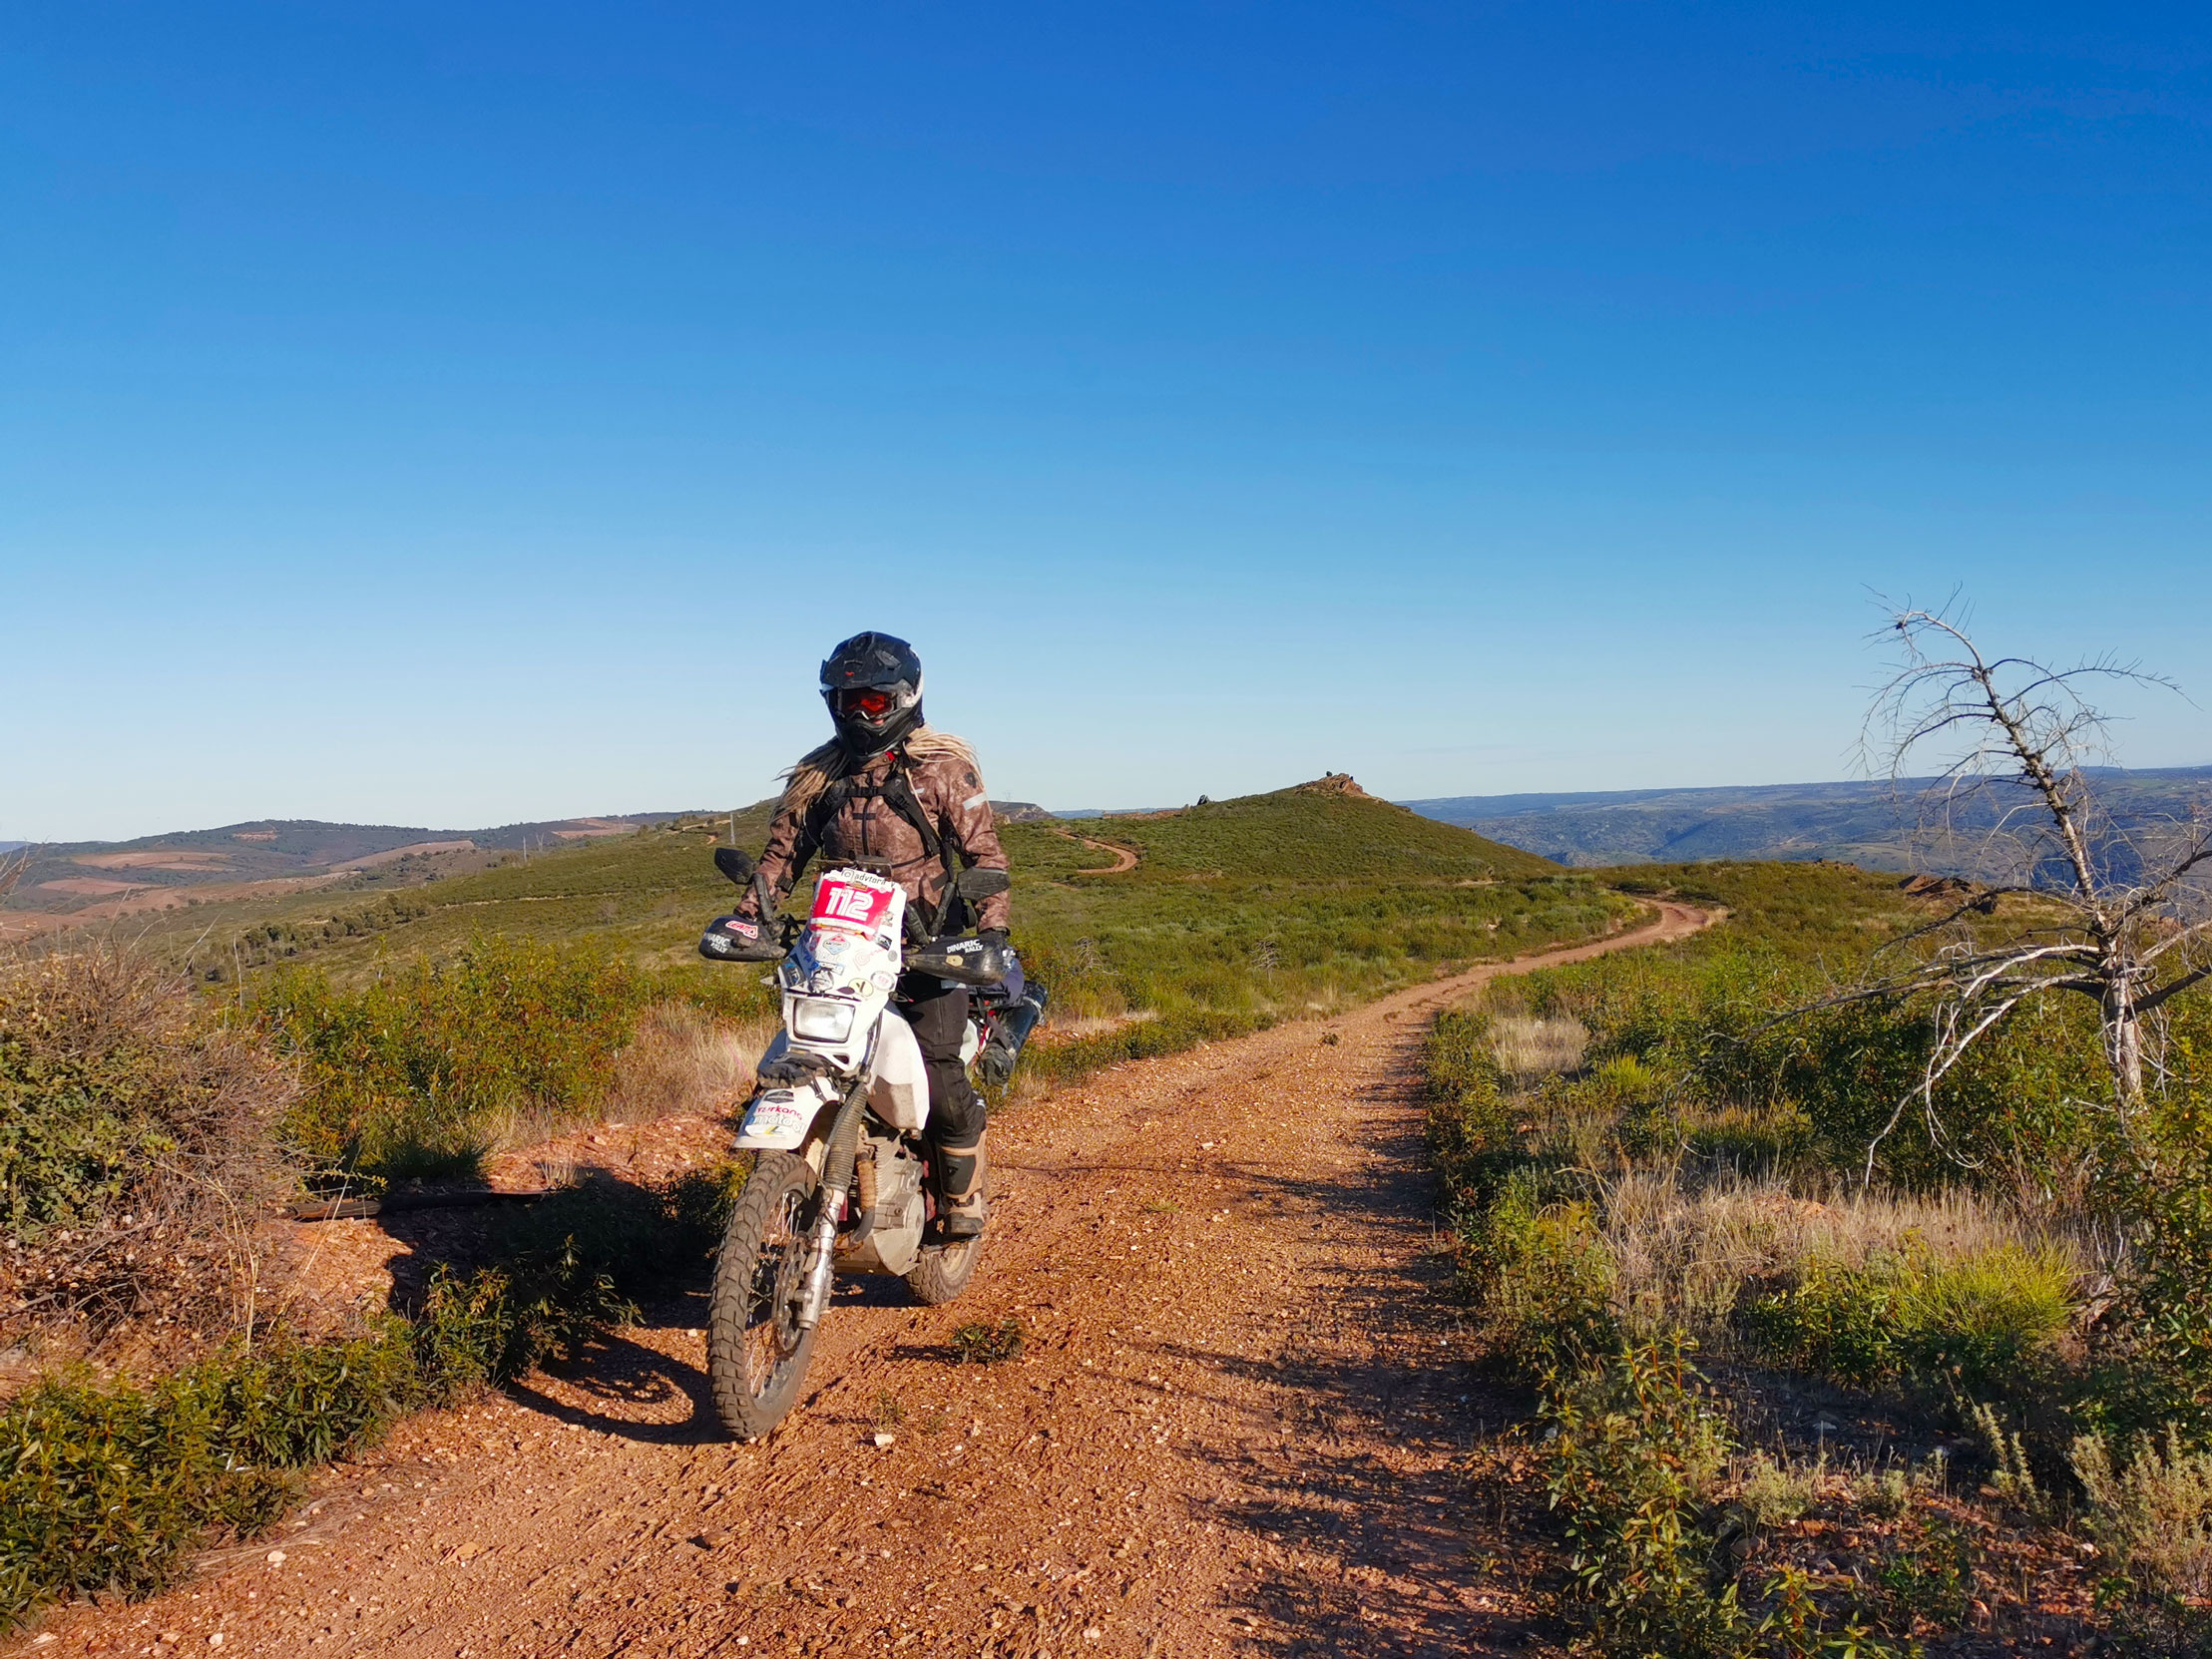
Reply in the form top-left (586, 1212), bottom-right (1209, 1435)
top-left (733, 1070), bottom-right (842, 1153)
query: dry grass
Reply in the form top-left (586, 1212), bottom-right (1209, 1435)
top-left (409, 1003), bottom-right (776, 1157)
top-left (0, 943), bottom-right (302, 1378)
top-left (599, 1003), bottom-right (776, 1127)
top-left (1488, 1013), bottom-right (1588, 1083)
top-left (2072, 1425), bottom-right (2212, 1598)
top-left (1042, 1008), bottom-right (1158, 1041)
top-left (1596, 1168), bottom-right (2094, 1347)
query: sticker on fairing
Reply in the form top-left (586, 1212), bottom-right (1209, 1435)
top-left (812, 876), bottom-right (894, 933)
top-left (733, 1089), bottom-right (810, 1150)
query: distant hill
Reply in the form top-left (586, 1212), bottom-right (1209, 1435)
top-left (1403, 766), bottom-right (2212, 872)
top-left (1098, 775), bottom-right (1561, 883)
top-left (0, 812), bottom-right (701, 939)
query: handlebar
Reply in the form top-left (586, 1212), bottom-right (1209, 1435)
top-left (697, 912), bottom-right (1006, 984)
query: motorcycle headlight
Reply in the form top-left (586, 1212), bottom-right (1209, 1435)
top-left (789, 997), bottom-right (856, 1043)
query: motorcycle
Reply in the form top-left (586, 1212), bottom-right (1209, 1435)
top-left (693, 846), bottom-right (1048, 1438)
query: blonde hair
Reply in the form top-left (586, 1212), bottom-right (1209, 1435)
top-left (775, 725), bottom-right (980, 818)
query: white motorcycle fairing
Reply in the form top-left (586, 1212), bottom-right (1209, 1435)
top-left (867, 1012), bottom-right (931, 1133)
top-left (733, 867), bottom-right (936, 1154)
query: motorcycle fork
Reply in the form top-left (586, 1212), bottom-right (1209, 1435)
top-left (795, 1204), bottom-right (841, 1331)
top-left (795, 1080), bottom-right (870, 1331)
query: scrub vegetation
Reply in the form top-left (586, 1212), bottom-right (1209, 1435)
top-left (0, 1171), bottom-right (732, 1624)
top-left (167, 782), bottom-right (1629, 1189)
top-left (1429, 857), bottom-right (2212, 1654)
top-left (0, 779), bottom-right (1621, 1628)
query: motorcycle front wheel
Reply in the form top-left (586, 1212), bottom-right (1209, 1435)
top-left (706, 1151), bottom-right (822, 1439)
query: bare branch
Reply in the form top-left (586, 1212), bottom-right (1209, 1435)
top-left (2136, 964), bottom-right (2212, 1020)
top-left (1841, 600), bottom-right (2211, 1135)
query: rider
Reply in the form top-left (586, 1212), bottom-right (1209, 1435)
top-left (738, 631), bottom-right (1011, 1238)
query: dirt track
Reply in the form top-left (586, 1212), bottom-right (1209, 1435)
top-left (1051, 828), bottom-right (1140, 875)
top-left (20, 902), bottom-right (1708, 1659)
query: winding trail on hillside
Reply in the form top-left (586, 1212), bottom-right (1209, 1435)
top-left (22, 902), bottom-right (1710, 1659)
top-left (1051, 826), bottom-right (1141, 875)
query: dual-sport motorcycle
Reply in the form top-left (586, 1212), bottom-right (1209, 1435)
top-left (693, 847), bottom-right (1048, 1438)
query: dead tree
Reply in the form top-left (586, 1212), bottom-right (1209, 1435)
top-left (1848, 608), bottom-right (2212, 1178)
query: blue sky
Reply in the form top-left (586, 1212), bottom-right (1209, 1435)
top-left (5, 3), bottom-right (2209, 841)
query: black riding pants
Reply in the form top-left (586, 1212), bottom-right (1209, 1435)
top-left (894, 975), bottom-right (986, 1145)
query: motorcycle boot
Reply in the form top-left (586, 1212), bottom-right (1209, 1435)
top-left (934, 1134), bottom-right (990, 1238)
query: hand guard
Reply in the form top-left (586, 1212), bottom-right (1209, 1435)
top-left (698, 913), bottom-right (786, 963)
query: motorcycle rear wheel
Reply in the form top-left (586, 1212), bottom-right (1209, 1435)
top-left (706, 1151), bottom-right (822, 1439)
top-left (905, 1235), bottom-right (983, 1305)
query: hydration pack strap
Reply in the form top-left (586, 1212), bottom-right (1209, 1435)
top-left (887, 753), bottom-right (966, 935)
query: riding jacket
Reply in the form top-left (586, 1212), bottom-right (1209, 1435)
top-left (744, 728), bottom-right (1013, 937)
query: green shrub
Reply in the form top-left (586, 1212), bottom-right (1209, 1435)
top-left (1, 952), bottom-right (294, 1240)
top-left (1742, 1243), bottom-right (2074, 1399)
top-left (0, 949), bottom-right (298, 1338)
top-left (2101, 1072), bottom-right (2212, 1438)
top-left (2072, 1425), bottom-right (2212, 1601)
top-left (1542, 1340), bottom-right (1739, 1657)
top-left (0, 1324), bottom-right (418, 1619)
top-left (1862, 1517), bottom-right (1978, 1635)
top-left (950, 1318), bottom-right (1027, 1365)
top-left (1468, 1169), bottom-right (1619, 1381)
top-left (1426, 1013), bottom-right (1531, 1209)
top-left (0, 1156), bottom-right (735, 1626)
top-left (253, 936), bottom-right (663, 1180)
top-left (1506, 863), bottom-right (2121, 1193)
top-left (1739, 1450), bottom-right (1824, 1526)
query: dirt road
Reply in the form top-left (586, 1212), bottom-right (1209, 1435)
top-left (1050, 828), bottom-right (1140, 875)
top-left (23, 902), bottom-right (1708, 1659)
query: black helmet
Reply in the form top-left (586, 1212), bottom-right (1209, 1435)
top-left (820, 631), bottom-right (924, 757)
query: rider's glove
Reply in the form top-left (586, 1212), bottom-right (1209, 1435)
top-left (979, 929), bottom-right (1009, 951)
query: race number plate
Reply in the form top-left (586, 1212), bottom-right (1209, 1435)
top-left (811, 873), bottom-right (896, 935)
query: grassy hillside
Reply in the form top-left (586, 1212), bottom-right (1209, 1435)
top-left (128, 780), bottom-right (1594, 995)
top-left (999, 783), bottom-right (1613, 1036)
top-left (0, 813), bottom-right (695, 945)
top-left (3, 777), bottom-right (1629, 1186)
top-left (1095, 781), bottom-right (1559, 881)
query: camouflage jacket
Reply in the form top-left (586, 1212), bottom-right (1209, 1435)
top-left (746, 728), bottom-right (1012, 936)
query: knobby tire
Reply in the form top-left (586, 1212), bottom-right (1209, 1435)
top-left (706, 1151), bottom-right (822, 1439)
top-left (906, 1234), bottom-right (983, 1305)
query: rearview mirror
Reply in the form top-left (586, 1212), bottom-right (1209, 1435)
top-left (713, 846), bottom-right (757, 887)
top-left (956, 866), bottom-right (1012, 900)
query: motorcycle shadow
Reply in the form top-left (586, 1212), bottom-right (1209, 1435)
top-left (504, 1320), bottom-right (723, 1447)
